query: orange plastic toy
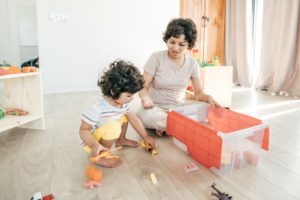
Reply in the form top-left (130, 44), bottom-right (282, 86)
top-left (21, 66), bottom-right (37, 73)
top-left (84, 165), bottom-right (103, 189)
top-left (89, 146), bottom-right (122, 163)
top-left (6, 66), bottom-right (22, 74)
top-left (0, 68), bottom-right (7, 75)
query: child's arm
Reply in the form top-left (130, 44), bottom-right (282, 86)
top-left (125, 112), bottom-right (156, 148)
top-left (79, 120), bottom-right (108, 156)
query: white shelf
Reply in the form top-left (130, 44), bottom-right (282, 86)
top-left (0, 72), bottom-right (45, 132)
top-left (0, 72), bottom-right (39, 80)
top-left (0, 114), bottom-right (43, 132)
top-left (200, 66), bottom-right (233, 107)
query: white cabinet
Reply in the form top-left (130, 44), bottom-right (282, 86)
top-left (0, 72), bottom-right (45, 132)
top-left (200, 66), bottom-right (233, 107)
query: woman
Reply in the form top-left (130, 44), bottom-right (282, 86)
top-left (138, 18), bottom-right (221, 136)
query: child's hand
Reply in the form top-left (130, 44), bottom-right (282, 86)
top-left (144, 135), bottom-right (156, 150)
top-left (91, 144), bottom-right (109, 157)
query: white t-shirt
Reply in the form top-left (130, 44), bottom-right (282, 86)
top-left (81, 98), bottom-right (132, 130)
top-left (144, 50), bottom-right (200, 106)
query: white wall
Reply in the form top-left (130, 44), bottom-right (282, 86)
top-left (36, 0), bottom-right (179, 94)
top-left (0, 0), bottom-right (11, 62)
top-left (0, 0), bottom-right (38, 66)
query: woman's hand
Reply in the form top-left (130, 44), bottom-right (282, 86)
top-left (208, 96), bottom-right (222, 109)
top-left (141, 96), bottom-right (154, 109)
top-left (208, 96), bottom-right (223, 117)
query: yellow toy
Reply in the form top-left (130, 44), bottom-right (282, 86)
top-left (140, 140), bottom-right (158, 155)
top-left (89, 146), bottom-right (122, 163)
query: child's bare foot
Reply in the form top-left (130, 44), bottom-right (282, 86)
top-left (94, 156), bottom-right (122, 168)
top-left (116, 138), bottom-right (138, 147)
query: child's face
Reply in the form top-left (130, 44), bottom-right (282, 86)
top-left (115, 92), bottom-right (134, 105)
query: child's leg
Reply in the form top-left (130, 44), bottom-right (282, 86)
top-left (84, 120), bottom-right (124, 168)
top-left (97, 138), bottom-right (122, 168)
top-left (116, 121), bottom-right (139, 147)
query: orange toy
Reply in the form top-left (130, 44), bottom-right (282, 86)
top-left (21, 66), bottom-right (37, 73)
top-left (84, 165), bottom-right (103, 189)
top-left (0, 67), bottom-right (7, 75)
top-left (6, 66), bottom-right (22, 74)
top-left (89, 146), bottom-right (122, 163)
top-left (5, 108), bottom-right (28, 116)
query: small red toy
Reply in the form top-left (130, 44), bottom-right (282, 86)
top-left (31, 192), bottom-right (54, 200)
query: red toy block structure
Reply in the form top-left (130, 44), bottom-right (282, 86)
top-left (166, 103), bottom-right (269, 174)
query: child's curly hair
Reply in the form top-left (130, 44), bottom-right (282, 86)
top-left (98, 60), bottom-right (145, 100)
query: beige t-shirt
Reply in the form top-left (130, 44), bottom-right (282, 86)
top-left (144, 50), bottom-right (200, 106)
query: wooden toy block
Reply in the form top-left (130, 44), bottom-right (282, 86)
top-left (150, 173), bottom-right (158, 184)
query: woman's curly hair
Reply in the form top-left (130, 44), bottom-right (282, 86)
top-left (163, 18), bottom-right (197, 50)
top-left (98, 60), bottom-right (145, 100)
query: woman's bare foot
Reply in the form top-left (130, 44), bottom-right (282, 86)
top-left (94, 156), bottom-right (122, 168)
top-left (156, 130), bottom-right (163, 136)
top-left (116, 138), bottom-right (139, 147)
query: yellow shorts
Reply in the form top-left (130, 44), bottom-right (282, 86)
top-left (83, 115), bottom-right (127, 154)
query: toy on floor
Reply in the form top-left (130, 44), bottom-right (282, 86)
top-left (84, 165), bottom-right (103, 189)
top-left (89, 146), bottom-right (122, 163)
top-left (84, 147), bottom-right (122, 189)
top-left (210, 183), bottom-right (232, 200)
top-left (31, 192), bottom-right (54, 200)
top-left (183, 163), bottom-right (199, 172)
top-left (150, 173), bottom-right (158, 184)
top-left (140, 140), bottom-right (158, 155)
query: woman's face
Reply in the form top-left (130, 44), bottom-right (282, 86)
top-left (166, 34), bottom-right (188, 59)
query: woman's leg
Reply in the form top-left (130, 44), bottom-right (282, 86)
top-left (137, 106), bottom-right (167, 136)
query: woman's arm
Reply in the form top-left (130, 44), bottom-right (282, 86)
top-left (79, 120), bottom-right (107, 156)
top-left (139, 71), bottom-right (154, 108)
top-left (191, 77), bottom-right (222, 108)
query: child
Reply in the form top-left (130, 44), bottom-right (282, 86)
top-left (79, 60), bottom-right (156, 168)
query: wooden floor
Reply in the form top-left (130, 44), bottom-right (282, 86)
top-left (1, 88), bottom-right (300, 200)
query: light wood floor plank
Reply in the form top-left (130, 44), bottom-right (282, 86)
top-left (1, 89), bottom-right (300, 199)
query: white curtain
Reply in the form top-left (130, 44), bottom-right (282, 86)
top-left (255, 0), bottom-right (300, 97)
top-left (225, 0), bottom-right (253, 86)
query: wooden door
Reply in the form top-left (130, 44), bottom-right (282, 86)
top-left (180, 0), bottom-right (225, 63)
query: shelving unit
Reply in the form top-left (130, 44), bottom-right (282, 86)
top-left (200, 66), bottom-right (233, 107)
top-left (0, 72), bottom-right (45, 132)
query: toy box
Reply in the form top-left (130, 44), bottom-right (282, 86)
top-left (166, 103), bottom-right (269, 175)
